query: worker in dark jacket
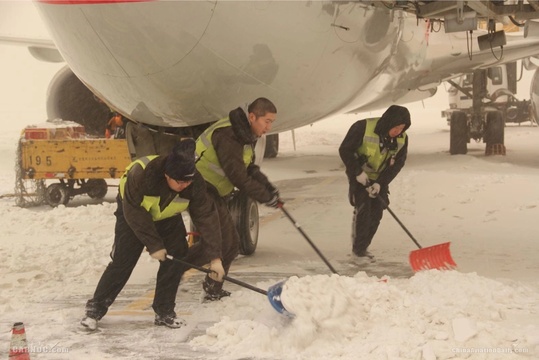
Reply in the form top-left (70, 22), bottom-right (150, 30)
top-left (339, 105), bottom-right (411, 258)
top-left (80, 139), bottom-right (223, 331)
top-left (195, 97), bottom-right (282, 300)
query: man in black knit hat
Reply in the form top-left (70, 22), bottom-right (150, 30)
top-left (339, 105), bottom-right (411, 258)
top-left (81, 138), bottom-right (223, 330)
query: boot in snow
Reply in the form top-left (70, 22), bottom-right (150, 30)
top-left (202, 276), bottom-right (231, 302)
top-left (154, 314), bottom-right (186, 329)
top-left (80, 316), bottom-right (98, 331)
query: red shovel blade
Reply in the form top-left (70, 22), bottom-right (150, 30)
top-left (409, 242), bottom-right (457, 272)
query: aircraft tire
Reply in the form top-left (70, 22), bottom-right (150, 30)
top-left (229, 191), bottom-right (259, 256)
top-left (450, 111), bottom-right (468, 155)
top-left (264, 133), bottom-right (279, 158)
top-left (485, 111), bottom-right (504, 145)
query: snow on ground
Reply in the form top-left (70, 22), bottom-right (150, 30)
top-left (0, 6), bottom-right (538, 356)
top-left (0, 104), bottom-right (538, 359)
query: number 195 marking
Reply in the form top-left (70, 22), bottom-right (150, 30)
top-left (29, 155), bottom-right (52, 166)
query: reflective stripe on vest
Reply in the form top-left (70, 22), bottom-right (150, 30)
top-left (356, 118), bottom-right (406, 181)
top-left (195, 117), bottom-right (253, 196)
top-left (119, 156), bottom-right (190, 221)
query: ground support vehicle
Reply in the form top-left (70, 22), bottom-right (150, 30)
top-left (442, 63), bottom-right (534, 155)
top-left (17, 127), bottom-right (130, 207)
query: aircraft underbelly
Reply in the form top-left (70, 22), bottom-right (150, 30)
top-left (36, 1), bottom-right (423, 130)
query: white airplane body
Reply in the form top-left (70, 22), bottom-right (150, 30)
top-left (22, 0), bottom-right (539, 134)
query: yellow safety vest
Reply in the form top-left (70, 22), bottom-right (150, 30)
top-left (119, 156), bottom-right (190, 221)
top-left (195, 117), bottom-right (253, 196)
top-left (356, 118), bottom-right (406, 181)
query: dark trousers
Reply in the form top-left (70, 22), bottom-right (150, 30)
top-left (186, 188), bottom-right (239, 292)
top-left (85, 202), bottom-right (188, 320)
top-left (351, 190), bottom-right (388, 255)
top-left (214, 193), bottom-right (240, 274)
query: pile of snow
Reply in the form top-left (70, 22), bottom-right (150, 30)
top-left (191, 271), bottom-right (539, 359)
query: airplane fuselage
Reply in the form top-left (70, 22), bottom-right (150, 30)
top-left (34, 0), bottom-right (539, 132)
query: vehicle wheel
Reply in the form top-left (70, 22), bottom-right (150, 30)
top-left (264, 133), bottom-right (279, 158)
top-left (229, 191), bottom-right (259, 255)
top-left (450, 111), bottom-right (468, 155)
top-left (45, 183), bottom-right (69, 207)
top-left (485, 111), bottom-right (504, 145)
top-left (86, 179), bottom-right (108, 199)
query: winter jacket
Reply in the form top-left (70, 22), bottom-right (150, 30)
top-left (196, 107), bottom-right (274, 203)
top-left (120, 155), bottom-right (221, 258)
top-left (196, 118), bottom-right (254, 196)
top-left (339, 105), bottom-right (410, 204)
top-left (120, 156), bottom-right (190, 220)
top-left (356, 118), bottom-right (407, 181)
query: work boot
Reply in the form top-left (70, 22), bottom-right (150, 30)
top-left (80, 316), bottom-right (98, 331)
top-left (154, 314), bottom-right (186, 329)
top-left (202, 276), bottom-right (231, 302)
top-left (353, 250), bottom-right (374, 259)
top-left (203, 288), bottom-right (231, 302)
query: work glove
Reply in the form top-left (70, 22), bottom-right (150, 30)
top-left (367, 183), bottom-right (381, 198)
top-left (356, 171), bottom-right (369, 186)
top-left (208, 258), bottom-right (225, 282)
top-left (265, 188), bottom-right (283, 208)
top-left (150, 249), bottom-right (167, 262)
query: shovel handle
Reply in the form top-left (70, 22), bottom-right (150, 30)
top-left (166, 255), bottom-right (267, 295)
top-left (279, 205), bottom-right (339, 274)
top-left (376, 196), bottom-right (423, 249)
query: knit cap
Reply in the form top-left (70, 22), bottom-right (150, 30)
top-left (165, 139), bottom-right (196, 181)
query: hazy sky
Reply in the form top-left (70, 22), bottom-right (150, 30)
top-left (0, 1), bottom-right (62, 128)
top-left (0, 1), bottom-right (46, 34)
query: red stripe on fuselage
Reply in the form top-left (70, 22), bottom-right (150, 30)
top-left (37, 0), bottom-right (153, 4)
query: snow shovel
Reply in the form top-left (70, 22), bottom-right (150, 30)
top-left (375, 196), bottom-right (457, 271)
top-left (279, 203), bottom-right (339, 275)
top-left (166, 255), bottom-right (294, 317)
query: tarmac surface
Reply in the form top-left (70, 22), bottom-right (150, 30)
top-left (61, 164), bottom-right (417, 359)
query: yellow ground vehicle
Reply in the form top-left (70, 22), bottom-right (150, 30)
top-left (17, 125), bottom-right (131, 207)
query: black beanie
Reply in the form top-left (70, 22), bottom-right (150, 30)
top-left (165, 139), bottom-right (196, 181)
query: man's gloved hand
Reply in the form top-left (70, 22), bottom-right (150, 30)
top-left (367, 183), bottom-right (381, 198)
top-left (265, 188), bottom-right (283, 208)
top-left (356, 172), bottom-right (369, 186)
top-left (150, 249), bottom-right (167, 262)
top-left (209, 258), bottom-right (225, 282)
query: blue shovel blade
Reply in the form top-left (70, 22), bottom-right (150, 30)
top-left (267, 281), bottom-right (294, 318)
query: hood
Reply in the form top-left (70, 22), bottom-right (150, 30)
top-left (374, 105), bottom-right (411, 136)
top-left (229, 107), bottom-right (257, 145)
